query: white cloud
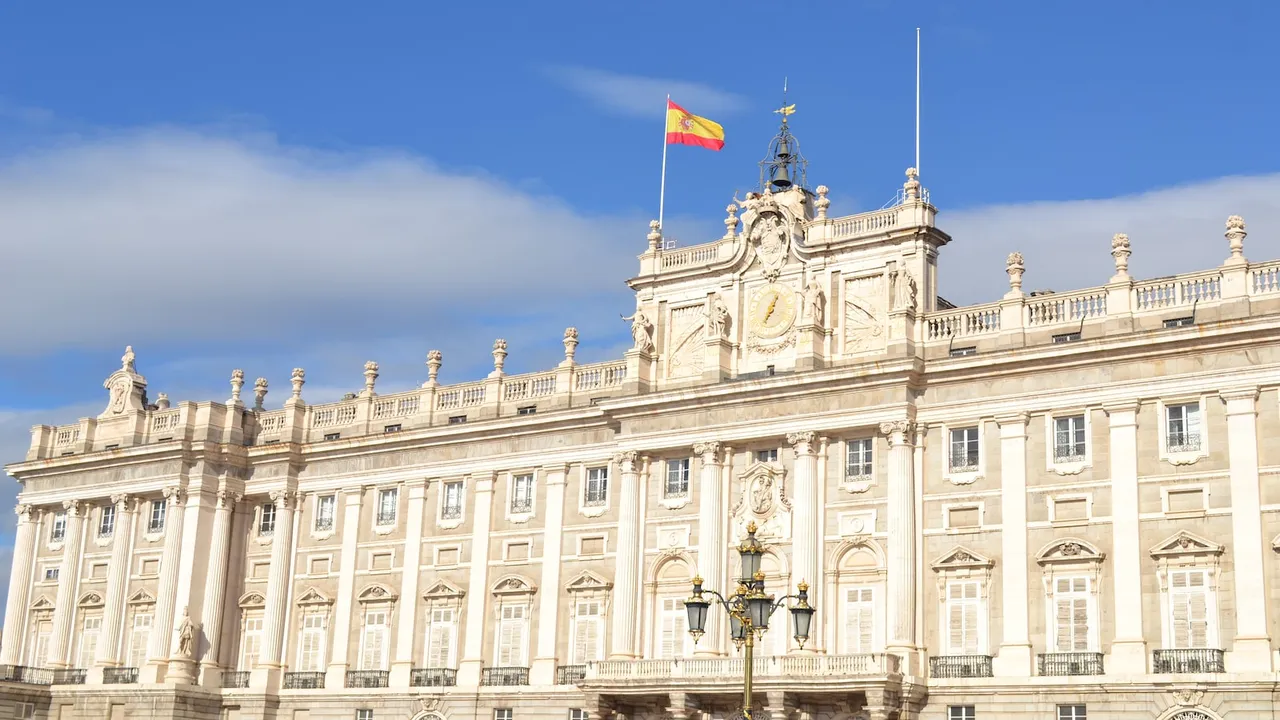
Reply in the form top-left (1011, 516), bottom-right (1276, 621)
top-left (939, 174), bottom-right (1280, 306)
top-left (544, 65), bottom-right (747, 118)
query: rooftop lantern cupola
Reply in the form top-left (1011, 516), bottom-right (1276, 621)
top-left (759, 101), bottom-right (808, 193)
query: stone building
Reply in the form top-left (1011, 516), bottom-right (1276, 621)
top-left (2, 122), bottom-right (1279, 720)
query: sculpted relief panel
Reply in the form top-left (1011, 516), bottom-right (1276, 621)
top-left (843, 274), bottom-right (888, 355)
top-left (666, 304), bottom-right (706, 379)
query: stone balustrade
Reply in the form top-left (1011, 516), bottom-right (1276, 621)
top-left (584, 653), bottom-right (897, 683)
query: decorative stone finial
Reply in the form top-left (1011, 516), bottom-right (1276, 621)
top-left (290, 368), bottom-right (305, 399)
top-left (425, 350), bottom-right (443, 387)
top-left (253, 377), bottom-right (268, 410)
top-left (904, 168), bottom-right (921, 201)
top-left (723, 203), bottom-right (739, 238)
top-left (1005, 252), bottom-right (1025, 298)
top-left (647, 220), bottom-right (663, 251)
top-left (1110, 233), bottom-right (1132, 281)
top-left (491, 339), bottom-right (508, 377)
top-left (121, 345), bottom-right (136, 372)
top-left (230, 369), bottom-right (245, 403)
top-left (155, 392), bottom-right (170, 410)
top-left (362, 361), bottom-right (379, 397)
top-left (1225, 214), bottom-right (1247, 265)
top-left (562, 327), bottom-right (579, 365)
top-left (814, 185), bottom-right (830, 219)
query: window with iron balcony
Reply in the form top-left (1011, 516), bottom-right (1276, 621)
top-left (148, 500), bottom-right (166, 533)
top-left (50, 511), bottom-right (66, 542)
top-left (442, 481), bottom-right (464, 519)
top-left (511, 474), bottom-right (534, 513)
top-left (258, 502), bottom-right (276, 536)
top-left (376, 488), bottom-right (398, 526)
top-left (1165, 402), bottom-right (1202, 453)
top-left (98, 504), bottom-right (116, 538)
top-left (948, 428), bottom-right (980, 472)
top-left (1053, 415), bottom-right (1087, 463)
top-left (584, 467), bottom-right (608, 506)
top-left (665, 458), bottom-right (690, 498)
top-left (846, 438), bottom-right (873, 478)
top-left (315, 494), bottom-right (336, 532)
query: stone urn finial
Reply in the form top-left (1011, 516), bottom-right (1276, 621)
top-left (155, 392), bottom-right (170, 410)
top-left (647, 220), bottom-right (663, 251)
top-left (904, 168), bottom-right (921, 201)
top-left (1225, 214), bottom-right (1247, 265)
top-left (253, 377), bottom-right (268, 410)
top-left (1005, 252), bottom-right (1025, 298)
top-left (230, 369), bottom-right (245, 403)
top-left (362, 361), bottom-right (379, 397)
top-left (425, 350), bottom-right (443, 387)
top-left (815, 185), bottom-right (831, 219)
top-left (562, 327), bottom-right (579, 365)
top-left (1111, 233), bottom-right (1132, 280)
top-left (491, 339), bottom-right (508, 377)
top-left (723, 203), bottom-right (739, 238)
top-left (290, 368), bottom-right (306, 399)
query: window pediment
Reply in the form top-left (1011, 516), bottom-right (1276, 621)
top-left (30, 596), bottom-right (54, 612)
top-left (423, 579), bottom-right (466, 602)
top-left (1036, 538), bottom-right (1105, 567)
top-left (491, 575), bottom-right (537, 598)
top-left (1150, 530), bottom-right (1223, 561)
top-left (238, 591), bottom-right (266, 609)
top-left (128, 588), bottom-right (156, 606)
top-left (296, 587), bottom-right (333, 607)
top-left (78, 592), bottom-right (105, 608)
top-left (931, 546), bottom-right (994, 572)
top-left (357, 583), bottom-right (399, 604)
top-left (566, 570), bottom-right (613, 594)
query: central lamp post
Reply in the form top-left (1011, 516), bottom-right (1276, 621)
top-left (683, 522), bottom-right (815, 720)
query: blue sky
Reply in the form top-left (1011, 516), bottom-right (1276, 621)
top-left (1, 2), bottom-right (1279, 619)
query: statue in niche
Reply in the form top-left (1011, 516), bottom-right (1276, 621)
top-left (707, 293), bottom-right (731, 339)
top-left (891, 262), bottom-right (918, 312)
top-left (621, 307), bottom-right (654, 353)
top-left (751, 474), bottom-right (774, 514)
top-left (174, 607), bottom-right (198, 658)
top-left (802, 280), bottom-right (825, 325)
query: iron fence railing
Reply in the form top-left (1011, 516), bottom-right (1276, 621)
top-left (346, 670), bottom-right (390, 688)
top-left (1037, 652), bottom-right (1103, 676)
top-left (282, 671), bottom-right (325, 689)
top-left (411, 668), bottom-right (457, 687)
top-left (1153, 648), bottom-right (1224, 674)
top-left (928, 655), bottom-right (993, 678)
top-left (481, 666), bottom-right (529, 686)
top-left (103, 667), bottom-right (139, 684)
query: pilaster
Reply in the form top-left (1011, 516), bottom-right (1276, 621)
top-left (1103, 401), bottom-right (1146, 673)
top-left (1221, 387), bottom-right (1272, 670)
top-left (141, 486), bottom-right (187, 682)
top-left (531, 464), bottom-right (569, 685)
top-left (609, 451), bottom-right (642, 659)
top-left (880, 420), bottom-right (917, 667)
top-left (457, 472), bottom-right (496, 687)
top-left (0, 505), bottom-right (38, 664)
top-left (692, 442), bottom-right (725, 657)
top-left (786, 431), bottom-right (821, 653)
top-left (389, 480), bottom-right (428, 687)
top-left (97, 495), bottom-right (136, 668)
top-left (326, 487), bottom-right (364, 689)
top-left (993, 413), bottom-right (1032, 677)
top-left (47, 501), bottom-right (86, 669)
top-left (701, 336), bottom-right (733, 382)
top-left (198, 491), bottom-right (239, 687)
top-left (253, 489), bottom-right (296, 683)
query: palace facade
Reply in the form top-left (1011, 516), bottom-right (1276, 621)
top-left (3, 128), bottom-right (1280, 720)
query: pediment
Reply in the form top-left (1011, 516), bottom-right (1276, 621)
top-left (491, 575), bottom-right (537, 597)
top-left (1150, 530), bottom-right (1223, 559)
top-left (30, 596), bottom-right (54, 611)
top-left (296, 587), bottom-right (332, 607)
top-left (128, 588), bottom-right (156, 605)
top-left (422, 579), bottom-right (465, 601)
top-left (931, 546), bottom-right (994, 572)
top-left (1036, 538), bottom-right (1105, 566)
top-left (238, 591), bottom-right (266, 609)
top-left (357, 583), bottom-right (398, 604)
top-left (78, 592), bottom-right (105, 608)
top-left (566, 570), bottom-right (613, 593)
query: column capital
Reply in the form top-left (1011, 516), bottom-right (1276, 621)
top-left (1102, 400), bottom-right (1142, 418)
top-left (542, 464), bottom-right (569, 485)
top-left (216, 490), bottom-right (243, 509)
top-left (15, 504), bottom-right (34, 523)
top-left (61, 499), bottom-right (82, 516)
top-left (878, 420), bottom-right (915, 446)
top-left (109, 493), bottom-right (132, 510)
top-left (268, 489), bottom-right (296, 508)
top-left (163, 486), bottom-right (187, 507)
top-left (1220, 386), bottom-right (1260, 408)
top-left (612, 450), bottom-right (640, 471)
top-left (786, 430), bottom-right (818, 454)
top-left (692, 441), bottom-right (721, 463)
top-left (995, 411), bottom-right (1030, 427)
top-left (472, 472), bottom-right (496, 494)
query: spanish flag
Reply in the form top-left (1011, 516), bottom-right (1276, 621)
top-left (666, 99), bottom-right (725, 151)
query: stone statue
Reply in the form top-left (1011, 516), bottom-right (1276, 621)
top-left (121, 346), bottom-right (136, 373)
top-left (707, 293), bottom-right (731, 339)
top-left (892, 262), bottom-right (918, 312)
top-left (803, 281), bottom-right (825, 325)
top-left (175, 607), bottom-right (197, 658)
top-left (620, 308), bottom-right (654, 353)
top-left (751, 475), bottom-right (773, 514)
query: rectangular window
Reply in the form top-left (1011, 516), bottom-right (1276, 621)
top-left (945, 580), bottom-right (981, 654)
top-left (43, 567), bottom-right (59, 581)
top-left (842, 586), bottom-right (875, 654)
top-left (755, 448), bottom-right (778, 463)
top-left (376, 488), bottom-right (398, 526)
top-left (323, 432), bottom-right (341, 441)
top-left (448, 415), bottom-right (467, 425)
top-left (442, 481), bottom-right (464, 519)
top-left (239, 615), bottom-right (263, 670)
top-left (495, 711), bottom-right (513, 720)
top-left (846, 438), bottom-right (873, 477)
top-left (517, 405), bottom-right (537, 416)
top-left (511, 474), bottom-right (534, 514)
top-left (360, 609), bottom-right (390, 670)
top-left (15, 702), bottom-right (33, 720)
top-left (1166, 403), bottom-right (1202, 452)
top-left (497, 605), bottom-right (528, 666)
top-left (664, 459), bottom-right (690, 498)
top-left (315, 494), bottom-right (336, 531)
top-left (584, 467), bottom-right (608, 506)
top-left (51, 511), bottom-right (67, 542)
top-left (572, 600), bottom-right (603, 664)
top-left (357, 711), bottom-right (374, 720)
top-left (657, 596), bottom-right (688, 658)
top-left (149, 500), bottom-right (166, 533)
top-left (128, 613), bottom-right (153, 668)
top-left (259, 503), bottom-right (276, 536)
top-left (426, 607), bottom-right (457, 668)
top-left (1053, 415), bottom-right (1087, 461)
top-left (383, 423), bottom-right (402, 433)
top-left (1052, 577), bottom-right (1091, 652)
top-left (1169, 568), bottom-right (1211, 648)
top-left (297, 613), bottom-right (327, 672)
top-left (948, 427), bottom-right (980, 472)
top-left (949, 346), bottom-right (977, 357)
top-left (1057, 706), bottom-right (1086, 720)
top-left (30, 624), bottom-right (51, 668)
top-left (78, 616), bottom-right (102, 669)
top-left (948, 708), bottom-right (975, 720)
top-left (570, 711), bottom-right (589, 720)
top-left (99, 505), bottom-right (116, 538)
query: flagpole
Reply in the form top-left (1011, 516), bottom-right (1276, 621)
top-left (659, 94), bottom-right (669, 231)
top-left (915, 27), bottom-right (921, 175)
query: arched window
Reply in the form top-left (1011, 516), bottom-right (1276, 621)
top-left (829, 541), bottom-right (886, 655)
top-left (649, 555), bottom-right (693, 659)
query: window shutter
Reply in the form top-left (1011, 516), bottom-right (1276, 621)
top-left (659, 597), bottom-right (686, 658)
top-left (428, 610), bottom-right (455, 667)
top-left (843, 587), bottom-right (875, 653)
top-left (498, 605), bottom-right (526, 666)
top-left (1054, 597), bottom-right (1072, 651)
top-left (361, 612), bottom-right (388, 670)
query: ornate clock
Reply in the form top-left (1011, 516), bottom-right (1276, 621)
top-left (749, 283), bottom-right (797, 340)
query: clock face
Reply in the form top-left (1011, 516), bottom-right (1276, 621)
top-left (750, 284), bottom-right (797, 339)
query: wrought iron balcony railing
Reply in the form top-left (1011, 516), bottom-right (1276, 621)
top-left (1153, 648), bottom-right (1224, 674)
top-left (584, 489), bottom-right (607, 507)
top-left (929, 655), bottom-right (993, 678)
top-left (948, 452), bottom-right (979, 473)
top-left (1167, 433), bottom-right (1202, 454)
top-left (103, 667), bottom-right (139, 684)
top-left (222, 670), bottom-right (251, 688)
top-left (481, 666), bottom-right (529, 686)
top-left (282, 671), bottom-right (325, 689)
top-left (1037, 652), bottom-right (1103, 676)
top-left (411, 668), bottom-right (457, 687)
top-left (510, 498), bottom-right (533, 514)
top-left (346, 670), bottom-right (389, 688)
top-left (556, 664), bottom-right (586, 684)
top-left (52, 668), bottom-right (86, 685)
top-left (314, 517), bottom-right (334, 532)
top-left (0, 665), bottom-right (52, 685)
top-left (442, 504), bottom-right (463, 520)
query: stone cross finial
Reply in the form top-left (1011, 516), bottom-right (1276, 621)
top-left (563, 327), bottom-right (579, 365)
top-left (1111, 233), bottom-right (1132, 281)
top-left (425, 350), bottom-right (442, 387)
top-left (492, 339), bottom-right (508, 376)
top-left (647, 220), bottom-right (663, 251)
top-left (230, 369), bottom-right (245, 403)
top-left (121, 345), bottom-right (136, 372)
top-left (253, 378), bottom-right (268, 410)
top-left (1225, 214), bottom-right (1247, 265)
top-left (362, 361), bottom-right (379, 397)
top-left (1005, 252), bottom-right (1025, 298)
top-left (723, 203), bottom-right (740, 239)
top-left (814, 186), bottom-right (830, 219)
top-left (155, 392), bottom-right (170, 410)
top-left (290, 368), bottom-right (305, 399)
top-left (904, 168), bottom-right (921, 201)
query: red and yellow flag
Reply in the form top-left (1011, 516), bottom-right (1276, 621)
top-left (666, 99), bottom-right (725, 151)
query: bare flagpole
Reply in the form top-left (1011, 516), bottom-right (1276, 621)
top-left (659, 94), bottom-right (670, 231)
top-left (915, 27), bottom-right (921, 175)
